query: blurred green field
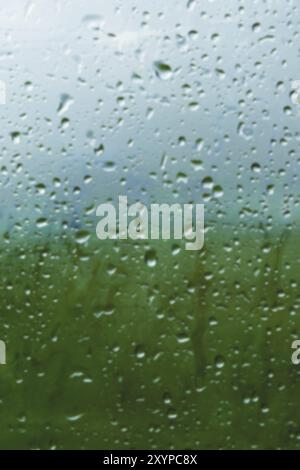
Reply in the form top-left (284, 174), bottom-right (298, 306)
top-left (0, 224), bottom-right (299, 449)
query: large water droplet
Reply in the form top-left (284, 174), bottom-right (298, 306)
top-left (153, 61), bottom-right (173, 80)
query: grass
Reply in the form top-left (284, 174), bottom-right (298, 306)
top-left (0, 223), bottom-right (299, 449)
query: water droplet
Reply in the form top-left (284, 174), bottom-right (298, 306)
top-left (153, 61), bottom-right (172, 80)
top-left (75, 230), bottom-right (90, 244)
top-left (145, 249), bottom-right (157, 267)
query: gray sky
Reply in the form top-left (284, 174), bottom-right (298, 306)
top-left (0, 0), bottom-right (299, 234)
